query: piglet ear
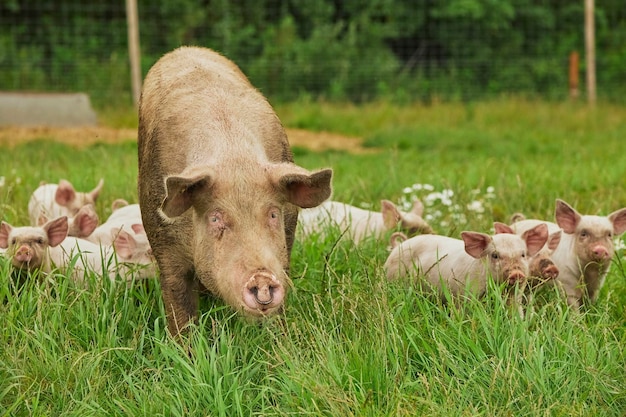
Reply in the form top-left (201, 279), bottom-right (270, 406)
top-left (162, 170), bottom-right (213, 218)
top-left (381, 200), bottom-right (402, 230)
top-left (112, 228), bottom-right (136, 260)
top-left (87, 178), bottom-right (104, 202)
top-left (72, 205), bottom-right (99, 238)
top-left (493, 222), bottom-right (514, 234)
top-left (608, 207), bottom-right (626, 236)
top-left (522, 223), bottom-right (548, 257)
top-left (55, 180), bottom-right (77, 206)
top-left (546, 230), bottom-right (562, 252)
top-left (0, 221), bottom-right (13, 249)
top-left (131, 223), bottom-right (145, 234)
top-left (555, 199), bottom-right (580, 234)
top-left (43, 216), bottom-right (68, 247)
top-left (461, 231), bottom-right (491, 259)
top-left (276, 167), bottom-right (333, 209)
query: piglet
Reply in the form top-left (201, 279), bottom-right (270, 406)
top-left (0, 216), bottom-right (69, 272)
top-left (384, 223), bottom-right (548, 307)
top-left (511, 199), bottom-right (626, 308)
top-left (496, 221), bottom-right (562, 289)
top-left (86, 203), bottom-right (144, 246)
top-left (109, 227), bottom-right (157, 281)
top-left (299, 199), bottom-right (433, 244)
top-left (28, 179), bottom-right (104, 227)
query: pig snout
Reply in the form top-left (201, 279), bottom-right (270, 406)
top-left (591, 244), bottom-right (611, 261)
top-left (505, 269), bottom-right (526, 285)
top-left (15, 245), bottom-right (33, 263)
top-left (243, 271), bottom-right (285, 314)
top-left (538, 259), bottom-right (559, 279)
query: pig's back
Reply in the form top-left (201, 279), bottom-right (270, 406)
top-left (511, 219), bottom-right (560, 235)
top-left (385, 234), bottom-right (465, 278)
top-left (138, 46), bottom-right (290, 174)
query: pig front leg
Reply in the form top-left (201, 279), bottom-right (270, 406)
top-left (159, 263), bottom-right (199, 336)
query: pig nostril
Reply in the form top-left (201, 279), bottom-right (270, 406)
top-left (250, 286), bottom-right (274, 305)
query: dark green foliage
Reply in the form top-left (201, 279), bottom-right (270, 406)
top-left (1, 1), bottom-right (625, 106)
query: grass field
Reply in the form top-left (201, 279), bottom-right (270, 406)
top-left (1, 98), bottom-right (625, 416)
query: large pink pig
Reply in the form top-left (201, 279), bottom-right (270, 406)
top-left (137, 46), bottom-right (332, 336)
top-left (510, 199), bottom-right (626, 309)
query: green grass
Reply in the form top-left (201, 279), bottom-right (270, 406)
top-left (1, 98), bottom-right (626, 416)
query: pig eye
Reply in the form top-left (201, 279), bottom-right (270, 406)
top-left (580, 230), bottom-right (589, 238)
top-left (11, 238), bottom-right (16, 245)
top-left (491, 252), bottom-right (499, 260)
top-left (36, 238), bottom-right (44, 244)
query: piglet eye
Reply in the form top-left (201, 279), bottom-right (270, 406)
top-left (491, 252), bottom-right (499, 260)
top-left (11, 238), bottom-right (16, 245)
top-left (36, 238), bottom-right (44, 244)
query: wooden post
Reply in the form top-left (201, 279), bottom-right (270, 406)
top-left (569, 51), bottom-right (579, 99)
top-left (584, 0), bottom-right (596, 105)
top-left (126, 0), bottom-right (142, 108)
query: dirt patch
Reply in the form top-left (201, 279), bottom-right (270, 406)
top-left (0, 126), bottom-right (373, 154)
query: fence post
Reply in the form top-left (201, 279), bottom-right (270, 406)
top-left (584, 0), bottom-right (596, 105)
top-left (126, 0), bottom-right (142, 108)
top-left (569, 51), bottom-right (579, 99)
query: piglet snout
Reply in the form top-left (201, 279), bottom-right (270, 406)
top-left (15, 245), bottom-right (32, 263)
top-left (591, 244), bottom-right (611, 261)
top-left (542, 264), bottom-right (559, 280)
top-left (506, 270), bottom-right (526, 285)
top-left (243, 271), bottom-right (285, 313)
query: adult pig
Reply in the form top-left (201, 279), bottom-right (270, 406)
top-left (138, 46), bottom-right (333, 336)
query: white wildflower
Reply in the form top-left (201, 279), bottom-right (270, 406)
top-left (402, 187), bottom-right (413, 194)
top-left (423, 184), bottom-right (435, 191)
top-left (467, 200), bottom-right (485, 213)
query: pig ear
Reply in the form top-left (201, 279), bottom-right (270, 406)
top-left (277, 168), bottom-right (333, 209)
top-left (162, 174), bottom-right (212, 218)
top-left (37, 214), bottom-right (49, 226)
top-left (522, 223), bottom-right (549, 256)
top-left (43, 216), bottom-right (68, 247)
top-left (87, 178), bottom-right (104, 202)
top-left (555, 199), bottom-right (580, 234)
top-left (381, 200), bottom-right (402, 230)
top-left (493, 222), bottom-right (514, 234)
top-left (546, 230), bottom-right (562, 252)
top-left (0, 222), bottom-right (12, 249)
top-left (608, 207), bottom-right (626, 236)
top-left (131, 223), bottom-right (145, 234)
top-left (461, 231), bottom-right (491, 259)
top-left (73, 205), bottom-right (99, 238)
top-left (410, 199), bottom-right (425, 217)
top-left (55, 180), bottom-right (77, 206)
top-left (112, 228), bottom-right (136, 260)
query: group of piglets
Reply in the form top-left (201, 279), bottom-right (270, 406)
top-left (0, 179), bottom-right (156, 282)
top-left (383, 198), bottom-right (626, 314)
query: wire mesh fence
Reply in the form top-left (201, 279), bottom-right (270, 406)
top-left (1, 1), bottom-right (624, 108)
